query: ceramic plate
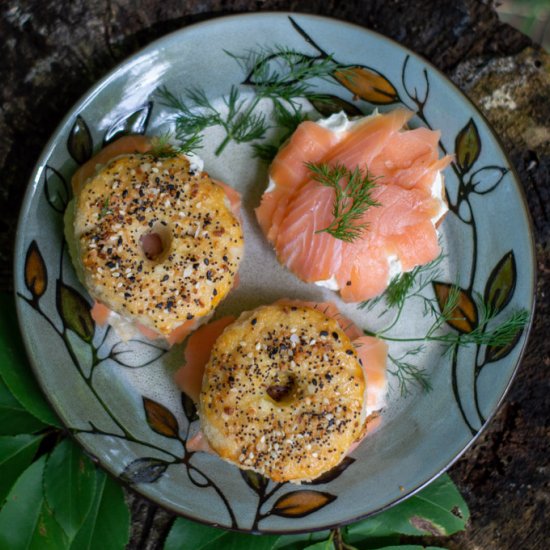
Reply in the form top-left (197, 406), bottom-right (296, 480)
top-left (14, 13), bottom-right (535, 533)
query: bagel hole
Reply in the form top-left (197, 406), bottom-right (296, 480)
top-left (267, 374), bottom-right (295, 403)
top-left (140, 224), bottom-right (172, 262)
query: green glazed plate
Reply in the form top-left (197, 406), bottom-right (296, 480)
top-left (14, 13), bottom-right (535, 533)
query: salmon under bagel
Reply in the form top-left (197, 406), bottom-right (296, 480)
top-left (198, 303), bottom-right (368, 483)
top-left (66, 140), bottom-right (243, 341)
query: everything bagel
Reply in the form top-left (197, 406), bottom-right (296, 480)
top-left (66, 139), bottom-right (243, 342)
top-left (198, 303), bottom-right (368, 483)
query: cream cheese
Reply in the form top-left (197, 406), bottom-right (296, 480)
top-left (314, 275), bottom-right (340, 291)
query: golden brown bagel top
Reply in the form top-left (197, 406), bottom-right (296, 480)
top-left (73, 153), bottom-right (243, 335)
top-left (199, 303), bottom-right (366, 483)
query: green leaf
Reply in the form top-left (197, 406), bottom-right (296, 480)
top-left (56, 281), bottom-right (94, 342)
top-left (370, 546), bottom-right (448, 550)
top-left (0, 377), bottom-right (46, 435)
top-left (274, 531), bottom-right (331, 550)
top-left (0, 434), bottom-right (43, 504)
top-left (348, 474), bottom-right (469, 539)
top-left (0, 455), bottom-right (69, 550)
top-left (302, 539), bottom-right (334, 549)
top-left (0, 293), bottom-right (61, 427)
top-left (44, 438), bottom-right (97, 542)
top-left (70, 471), bottom-right (130, 550)
top-left (346, 515), bottom-right (401, 542)
top-left (455, 118), bottom-right (480, 173)
top-left (165, 517), bottom-right (280, 550)
top-left (484, 251), bottom-right (517, 315)
top-left (68, 115), bottom-right (93, 164)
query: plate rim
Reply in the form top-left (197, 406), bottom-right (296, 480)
top-left (13, 11), bottom-right (537, 534)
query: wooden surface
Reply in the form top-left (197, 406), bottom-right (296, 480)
top-left (1, 1), bottom-right (548, 548)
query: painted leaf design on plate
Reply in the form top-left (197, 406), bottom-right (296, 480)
top-left (240, 469), bottom-right (269, 495)
top-left (67, 115), bottom-right (93, 165)
top-left (44, 166), bottom-right (69, 213)
top-left (24, 241), bottom-right (47, 301)
top-left (306, 456), bottom-right (355, 485)
top-left (269, 490), bottom-right (336, 518)
top-left (433, 282), bottom-right (478, 334)
top-left (333, 66), bottom-right (399, 104)
top-left (110, 339), bottom-right (166, 368)
top-left (103, 102), bottom-right (153, 145)
top-left (143, 397), bottom-right (179, 438)
top-left (120, 457), bottom-right (169, 483)
top-left (455, 119), bottom-right (480, 173)
top-left (484, 251), bottom-right (516, 315)
top-left (308, 94), bottom-right (363, 117)
top-left (485, 327), bottom-right (523, 363)
top-left (56, 281), bottom-right (94, 342)
top-left (181, 392), bottom-right (198, 423)
top-left (470, 166), bottom-right (508, 195)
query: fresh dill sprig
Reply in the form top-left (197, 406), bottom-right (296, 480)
top-left (228, 45), bottom-right (338, 103)
top-left (364, 278), bottom-right (528, 395)
top-left (252, 100), bottom-right (309, 162)
top-left (360, 252), bottom-right (445, 313)
top-left (272, 99), bottom-right (309, 134)
top-left (388, 347), bottom-right (431, 397)
top-left (148, 132), bottom-right (204, 158)
top-left (156, 84), bottom-right (268, 156)
top-left (252, 143), bottom-right (280, 163)
top-left (156, 45), bottom-right (339, 156)
top-left (368, 288), bottom-right (529, 352)
top-left (305, 162), bottom-right (380, 243)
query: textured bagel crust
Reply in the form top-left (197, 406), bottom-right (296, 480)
top-left (199, 303), bottom-right (366, 483)
top-left (74, 153), bottom-right (243, 335)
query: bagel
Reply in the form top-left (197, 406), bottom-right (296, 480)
top-left (198, 303), bottom-right (368, 483)
top-left (65, 142), bottom-right (243, 341)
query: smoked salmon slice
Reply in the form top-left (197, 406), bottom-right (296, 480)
top-left (71, 135), bottom-right (151, 195)
top-left (174, 316), bottom-right (236, 402)
top-left (256, 109), bottom-right (452, 302)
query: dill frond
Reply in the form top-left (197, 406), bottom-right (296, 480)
top-left (388, 348), bottom-right (431, 397)
top-left (359, 252), bottom-right (445, 312)
top-left (306, 162), bottom-right (380, 243)
top-left (253, 100), bottom-right (309, 163)
top-left (228, 45), bottom-right (338, 102)
top-left (252, 143), bottom-right (280, 162)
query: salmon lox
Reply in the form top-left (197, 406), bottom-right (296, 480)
top-left (255, 109), bottom-right (452, 302)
